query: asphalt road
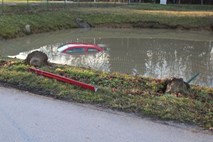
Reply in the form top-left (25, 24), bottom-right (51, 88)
top-left (0, 86), bottom-right (212, 142)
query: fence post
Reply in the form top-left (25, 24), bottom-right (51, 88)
top-left (46, 0), bottom-right (49, 10)
top-left (90, 0), bottom-right (92, 7)
top-left (27, 0), bottom-right (29, 12)
top-left (1, 0), bottom-right (4, 14)
top-left (178, 0), bottom-right (181, 4)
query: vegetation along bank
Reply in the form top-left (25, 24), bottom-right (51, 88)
top-left (0, 4), bottom-right (213, 39)
top-left (0, 59), bottom-right (212, 131)
top-left (0, 3), bottom-right (212, 131)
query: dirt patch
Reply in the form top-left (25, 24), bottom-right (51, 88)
top-left (95, 23), bottom-right (133, 29)
top-left (132, 21), bottom-right (170, 29)
top-left (0, 60), bottom-right (8, 67)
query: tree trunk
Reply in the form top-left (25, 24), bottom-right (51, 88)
top-left (201, 0), bottom-right (203, 5)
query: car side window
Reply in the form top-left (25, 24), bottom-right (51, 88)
top-left (66, 48), bottom-right (85, 54)
top-left (88, 48), bottom-right (98, 52)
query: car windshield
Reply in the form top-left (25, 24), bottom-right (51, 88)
top-left (57, 44), bottom-right (70, 52)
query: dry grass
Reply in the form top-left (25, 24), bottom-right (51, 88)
top-left (78, 8), bottom-right (213, 17)
top-left (133, 10), bottom-right (213, 17)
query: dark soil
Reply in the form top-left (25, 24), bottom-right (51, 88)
top-left (97, 22), bottom-right (213, 31)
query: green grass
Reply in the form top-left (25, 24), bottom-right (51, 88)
top-left (0, 7), bottom-right (212, 39)
top-left (0, 11), bottom-right (78, 38)
top-left (0, 3), bottom-right (212, 130)
top-left (0, 59), bottom-right (212, 130)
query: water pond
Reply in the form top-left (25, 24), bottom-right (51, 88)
top-left (0, 28), bottom-right (213, 87)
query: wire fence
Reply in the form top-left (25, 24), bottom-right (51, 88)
top-left (1, 0), bottom-right (212, 15)
top-left (0, 0), bottom-right (130, 15)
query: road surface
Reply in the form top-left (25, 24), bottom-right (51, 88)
top-left (0, 86), bottom-right (212, 142)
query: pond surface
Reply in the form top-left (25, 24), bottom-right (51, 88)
top-left (0, 28), bottom-right (213, 87)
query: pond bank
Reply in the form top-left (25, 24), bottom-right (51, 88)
top-left (0, 7), bottom-right (212, 39)
top-left (0, 59), bottom-right (212, 131)
top-left (96, 21), bottom-right (212, 31)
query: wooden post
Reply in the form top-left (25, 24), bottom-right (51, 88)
top-left (178, 0), bottom-right (180, 4)
top-left (1, 0), bottom-right (4, 14)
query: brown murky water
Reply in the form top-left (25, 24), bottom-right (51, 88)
top-left (0, 28), bottom-right (212, 87)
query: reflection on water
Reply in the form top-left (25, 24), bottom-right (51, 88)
top-left (9, 38), bottom-right (213, 87)
top-left (1, 29), bottom-right (213, 87)
top-left (106, 38), bottom-right (213, 87)
top-left (9, 44), bottom-right (111, 72)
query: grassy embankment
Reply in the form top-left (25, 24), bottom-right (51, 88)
top-left (0, 4), bottom-right (213, 39)
top-left (0, 3), bottom-right (212, 130)
top-left (0, 60), bottom-right (212, 130)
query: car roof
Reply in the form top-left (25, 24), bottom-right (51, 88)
top-left (57, 43), bottom-right (99, 52)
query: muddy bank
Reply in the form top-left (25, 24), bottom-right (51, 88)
top-left (96, 22), bottom-right (213, 31)
top-left (2, 22), bottom-right (212, 40)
